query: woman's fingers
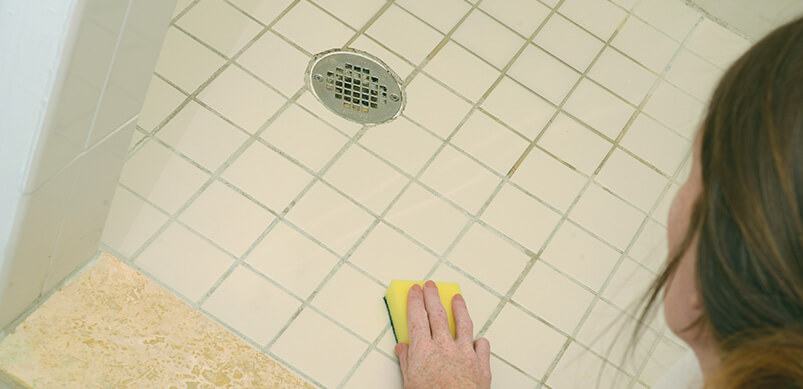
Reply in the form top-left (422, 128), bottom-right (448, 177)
top-left (452, 294), bottom-right (474, 344)
top-left (423, 281), bottom-right (451, 340)
top-left (407, 284), bottom-right (430, 343)
top-left (395, 342), bottom-right (409, 374)
top-left (474, 338), bottom-right (492, 379)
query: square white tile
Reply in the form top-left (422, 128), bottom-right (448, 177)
top-left (222, 141), bottom-right (313, 212)
top-left (245, 221), bottom-right (339, 298)
top-left (596, 149), bottom-right (668, 212)
top-left (119, 141), bottom-right (209, 213)
top-left (359, 116), bottom-right (442, 176)
top-left (424, 41), bottom-right (500, 102)
top-left (653, 183), bottom-right (679, 226)
top-left (482, 76), bottom-right (555, 140)
top-left (154, 27), bottom-right (226, 93)
top-left (569, 184), bottom-right (644, 250)
top-left (271, 308), bottom-right (367, 388)
top-left (296, 91), bottom-right (364, 137)
top-left (420, 145), bottom-right (502, 214)
top-left (176, 0), bottom-right (262, 57)
top-left (512, 147), bottom-right (587, 213)
top-left (403, 73), bottom-right (473, 139)
top-left (558, 0), bottom-right (627, 41)
top-left (349, 35), bottom-right (415, 80)
top-left (396, 0), bottom-right (471, 34)
top-left (489, 355), bottom-right (537, 389)
top-left (137, 75), bottom-right (186, 132)
top-left (450, 110), bottom-right (529, 175)
top-left (312, 0), bottom-right (385, 30)
top-left (515, 261), bottom-right (595, 333)
top-left (643, 81), bottom-right (704, 139)
top-left (430, 264), bottom-right (502, 336)
top-left (286, 181), bottom-right (376, 256)
top-left (345, 351), bottom-right (403, 389)
top-left (137, 222), bottom-right (234, 301)
top-left (229, 0), bottom-right (294, 25)
top-left (640, 337), bottom-right (688, 385)
top-left (261, 104), bottom-right (349, 172)
top-left (588, 47), bottom-right (657, 105)
top-left (348, 222), bottom-right (438, 283)
top-left (480, 0), bottom-right (550, 37)
top-left (384, 183), bottom-right (469, 255)
top-left (620, 113), bottom-right (690, 175)
top-left (548, 342), bottom-right (631, 389)
top-left (602, 257), bottom-right (655, 311)
top-left (537, 113), bottom-right (612, 175)
top-left (629, 218), bottom-right (667, 273)
top-left (366, 4), bottom-right (443, 64)
top-left (686, 18), bottom-right (751, 69)
top-left (452, 10), bottom-right (526, 69)
top-left (157, 101), bottom-right (248, 171)
top-left (179, 180), bottom-right (276, 256)
top-left (534, 14), bottom-right (603, 72)
top-left (484, 304), bottom-right (567, 378)
top-left (102, 186), bottom-right (169, 257)
top-left (634, 0), bottom-right (700, 41)
top-left (482, 183), bottom-right (562, 253)
top-left (508, 44), bottom-right (580, 105)
top-left (612, 17), bottom-right (679, 72)
top-left (198, 65), bottom-right (286, 133)
top-left (312, 265), bottom-right (388, 340)
top-left (448, 223), bottom-right (529, 293)
top-left (272, 0), bottom-right (353, 54)
top-left (540, 221), bottom-right (621, 292)
top-left (202, 265), bottom-right (301, 345)
top-left (564, 78), bottom-right (634, 139)
top-left (237, 31), bottom-right (311, 96)
top-left (324, 144), bottom-right (409, 214)
top-left (665, 49), bottom-right (723, 102)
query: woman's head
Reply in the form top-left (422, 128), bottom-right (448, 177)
top-left (639, 16), bottom-right (803, 385)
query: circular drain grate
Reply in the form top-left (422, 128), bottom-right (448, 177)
top-left (306, 48), bottom-right (405, 125)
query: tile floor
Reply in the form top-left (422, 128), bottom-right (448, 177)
top-left (106, 0), bottom-right (751, 387)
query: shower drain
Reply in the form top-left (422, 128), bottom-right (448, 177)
top-left (306, 48), bottom-right (405, 125)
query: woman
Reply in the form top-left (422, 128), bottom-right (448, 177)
top-left (395, 16), bottom-right (803, 389)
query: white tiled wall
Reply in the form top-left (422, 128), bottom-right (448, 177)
top-left (102, 0), bottom-right (752, 387)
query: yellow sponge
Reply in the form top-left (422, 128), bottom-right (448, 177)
top-left (383, 280), bottom-right (462, 344)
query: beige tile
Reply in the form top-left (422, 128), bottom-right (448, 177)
top-left (565, 79), bottom-right (634, 139)
top-left (273, 0), bottom-right (353, 54)
top-left (261, 104), bottom-right (349, 171)
top-left (202, 265), bottom-right (301, 345)
top-left (237, 31), bottom-right (311, 96)
top-left (482, 77), bottom-right (555, 140)
top-left (612, 17), bottom-right (679, 72)
top-left (157, 101), bottom-right (248, 171)
top-left (359, 116), bottom-right (442, 176)
top-left (137, 222), bottom-right (234, 301)
top-left (312, 265), bottom-right (387, 340)
top-left (482, 184), bottom-right (562, 253)
top-left (484, 304), bottom-right (566, 377)
top-left (537, 113), bottom-right (612, 175)
top-left (588, 47), bottom-right (657, 105)
top-left (640, 337), bottom-right (688, 385)
top-left (686, 18), bottom-right (751, 69)
top-left (245, 222), bottom-right (339, 299)
top-left (179, 180), bottom-right (275, 256)
top-left (643, 81), bottom-right (704, 139)
top-left (404, 74), bottom-right (473, 139)
top-left (448, 223), bottom-right (529, 293)
top-left (174, 0), bottom-right (193, 16)
top-left (480, 0), bottom-right (550, 37)
top-left (229, 0), bottom-right (294, 25)
top-left (559, 0), bottom-right (627, 40)
top-left (634, 0), bottom-right (700, 41)
top-left (451, 110), bottom-right (529, 175)
top-left (620, 113), bottom-right (690, 175)
top-left (535, 14), bottom-right (603, 72)
top-left (154, 27), bottom-right (226, 92)
top-left (222, 141), bottom-right (314, 212)
top-left (101, 187), bottom-right (169, 257)
top-left (137, 75), bottom-right (186, 132)
top-left (602, 257), bottom-right (654, 311)
top-left (129, 128), bottom-right (147, 151)
top-left (509, 44), bottom-right (580, 105)
top-left (420, 145), bottom-right (502, 214)
top-left (512, 148), bottom-right (586, 213)
top-left (596, 149), bottom-right (668, 212)
top-left (541, 221), bottom-right (620, 292)
top-left (366, 4), bottom-right (443, 64)
top-left (430, 264), bottom-right (502, 336)
top-left (286, 182), bottom-right (376, 256)
top-left (377, 328), bottom-right (399, 358)
top-left (547, 342), bottom-right (631, 388)
top-left (119, 141), bottom-right (209, 213)
top-left (569, 184), bottom-right (644, 250)
top-left (611, 0), bottom-right (638, 10)
top-left (665, 49), bottom-right (723, 101)
top-left (345, 351), bottom-right (403, 389)
top-left (198, 65), bottom-right (286, 133)
top-left (396, 0), bottom-right (471, 34)
top-left (324, 145), bottom-right (408, 214)
top-left (453, 11), bottom-right (525, 68)
top-left (629, 218), bottom-right (667, 273)
top-left (312, 0), bottom-right (385, 30)
top-left (489, 355), bottom-right (537, 389)
top-left (271, 308), bottom-right (367, 387)
top-left (176, 0), bottom-right (262, 57)
top-left (653, 183), bottom-right (679, 226)
top-left (424, 41), bottom-right (500, 102)
top-left (515, 261), bottom-right (595, 333)
top-left (385, 183), bottom-right (469, 254)
top-left (296, 91), bottom-right (364, 137)
top-left (349, 222), bottom-right (438, 283)
top-left (349, 35), bottom-right (415, 80)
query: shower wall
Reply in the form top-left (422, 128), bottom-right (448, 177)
top-left (689, 0), bottom-right (803, 40)
top-left (0, 0), bottom-right (175, 331)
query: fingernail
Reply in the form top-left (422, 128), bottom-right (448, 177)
top-left (412, 284), bottom-right (421, 292)
top-left (425, 280), bottom-right (436, 288)
top-left (454, 294), bottom-right (464, 302)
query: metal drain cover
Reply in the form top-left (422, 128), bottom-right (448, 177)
top-left (306, 48), bottom-right (405, 125)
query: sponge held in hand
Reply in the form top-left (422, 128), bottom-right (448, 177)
top-left (383, 279), bottom-right (462, 344)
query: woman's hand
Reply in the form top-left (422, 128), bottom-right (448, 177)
top-left (395, 281), bottom-right (492, 389)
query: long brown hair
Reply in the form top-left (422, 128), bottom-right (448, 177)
top-left (631, 16), bottom-right (803, 388)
